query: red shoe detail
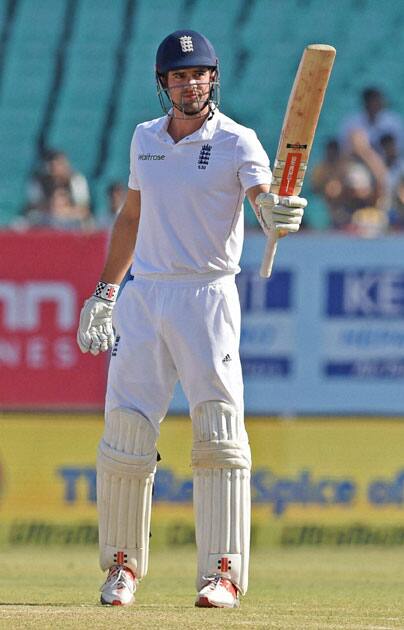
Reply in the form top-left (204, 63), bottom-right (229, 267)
top-left (123, 566), bottom-right (136, 580)
top-left (100, 564), bottom-right (136, 606)
top-left (196, 596), bottom-right (214, 608)
top-left (195, 578), bottom-right (239, 608)
top-left (222, 578), bottom-right (237, 597)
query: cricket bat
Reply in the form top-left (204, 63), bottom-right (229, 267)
top-left (260, 44), bottom-right (336, 278)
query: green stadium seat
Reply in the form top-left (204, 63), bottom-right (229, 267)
top-left (303, 193), bottom-right (332, 230)
top-left (46, 142), bottom-right (97, 176)
top-left (90, 180), bottom-right (109, 217)
top-left (0, 48), bottom-right (54, 123)
top-left (60, 43), bottom-right (115, 101)
top-left (48, 112), bottom-right (104, 175)
top-left (0, 141), bottom-right (35, 176)
top-left (186, 0), bottom-right (236, 40)
top-left (0, 142), bottom-right (35, 221)
top-left (58, 77), bottom-right (111, 110)
top-left (49, 40), bottom-right (117, 177)
top-left (118, 40), bottom-right (164, 139)
top-left (0, 109), bottom-right (42, 145)
top-left (12, 0), bottom-right (67, 47)
top-left (66, 43), bottom-right (117, 72)
top-left (73, 0), bottom-right (126, 45)
top-left (6, 38), bottom-right (58, 60)
top-left (0, 196), bottom-right (26, 225)
top-left (131, 0), bottom-right (183, 45)
top-left (0, 76), bottom-right (51, 112)
top-left (102, 119), bottom-right (133, 186)
top-left (2, 0), bottom-right (404, 229)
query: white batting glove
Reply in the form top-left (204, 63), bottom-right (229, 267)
top-left (77, 282), bottom-right (120, 356)
top-left (255, 193), bottom-right (307, 235)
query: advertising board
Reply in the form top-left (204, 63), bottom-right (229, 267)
top-left (0, 231), bottom-right (108, 408)
top-left (173, 233), bottom-right (404, 414)
top-left (2, 415), bottom-right (404, 547)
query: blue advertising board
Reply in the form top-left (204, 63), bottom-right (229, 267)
top-left (170, 233), bottom-right (404, 415)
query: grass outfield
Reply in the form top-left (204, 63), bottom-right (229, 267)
top-left (0, 547), bottom-right (404, 629)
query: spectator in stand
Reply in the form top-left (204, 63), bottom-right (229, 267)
top-left (311, 138), bottom-right (381, 231)
top-left (343, 163), bottom-right (388, 237)
top-left (390, 173), bottom-right (404, 228)
top-left (340, 87), bottom-right (404, 155)
top-left (26, 149), bottom-right (91, 216)
top-left (97, 181), bottom-right (126, 229)
top-left (310, 138), bottom-right (351, 228)
top-left (379, 133), bottom-right (404, 227)
top-left (339, 87), bottom-right (404, 209)
top-left (343, 161), bottom-right (378, 217)
top-left (22, 185), bottom-right (94, 230)
top-left (349, 206), bottom-right (389, 238)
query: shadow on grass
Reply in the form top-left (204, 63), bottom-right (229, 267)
top-left (0, 602), bottom-right (97, 607)
top-left (0, 602), bottom-right (199, 609)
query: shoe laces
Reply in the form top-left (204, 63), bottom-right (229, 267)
top-left (202, 574), bottom-right (238, 596)
top-left (104, 565), bottom-right (134, 592)
top-left (202, 575), bottom-right (224, 590)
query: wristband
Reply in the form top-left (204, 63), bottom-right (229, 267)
top-left (94, 281), bottom-right (120, 303)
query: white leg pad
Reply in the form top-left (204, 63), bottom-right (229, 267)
top-left (191, 401), bottom-right (251, 595)
top-left (97, 408), bottom-right (158, 579)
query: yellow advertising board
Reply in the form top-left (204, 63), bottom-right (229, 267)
top-left (1, 414), bottom-right (404, 547)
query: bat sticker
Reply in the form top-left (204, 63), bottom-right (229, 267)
top-left (286, 143), bottom-right (308, 149)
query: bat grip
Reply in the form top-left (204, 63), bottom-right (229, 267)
top-left (260, 230), bottom-right (278, 278)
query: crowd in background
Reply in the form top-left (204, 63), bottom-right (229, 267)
top-left (311, 87), bottom-right (404, 236)
top-left (13, 86), bottom-right (404, 237)
top-left (15, 149), bottom-right (126, 232)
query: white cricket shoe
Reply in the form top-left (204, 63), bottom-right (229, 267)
top-left (100, 565), bottom-right (136, 606)
top-left (195, 576), bottom-right (240, 608)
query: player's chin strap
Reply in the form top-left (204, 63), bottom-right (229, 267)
top-left (172, 96), bottom-right (211, 117)
top-left (160, 90), bottom-right (218, 119)
top-left (156, 76), bottom-right (220, 119)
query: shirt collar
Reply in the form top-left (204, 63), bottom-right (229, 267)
top-left (156, 108), bottom-right (219, 144)
top-left (155, 115), bottom-right (171, 139)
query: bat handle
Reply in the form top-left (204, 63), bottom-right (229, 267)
top-left (260, 230), bottom-right (278, 278)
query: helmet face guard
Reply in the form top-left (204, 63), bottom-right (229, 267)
top-left (156, 70), bottom-right (220, 118)
top-left (155, 30), bottom-right (220, 117)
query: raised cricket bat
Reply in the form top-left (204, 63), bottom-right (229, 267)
top-left (260, 44), bottom-right (336, 278)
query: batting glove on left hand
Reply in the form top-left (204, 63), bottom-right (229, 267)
top-left (255, 193), bottom-right (307, 235)
top-left (77, 282), bottom-right (119, 356)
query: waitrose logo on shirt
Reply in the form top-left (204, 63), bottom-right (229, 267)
top-left (138, 153), bottom-right (166, 160)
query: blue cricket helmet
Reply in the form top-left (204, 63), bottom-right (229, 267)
top-left (156, 30), bottom-right (218, 74)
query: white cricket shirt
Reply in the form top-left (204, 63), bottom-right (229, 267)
top-left (128, 110), bottom-right (271, 277)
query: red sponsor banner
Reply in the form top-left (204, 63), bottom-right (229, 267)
top-left (0, 230), bottom-right (109, 409)
top-left (279, 152), bottom-right (302, 196)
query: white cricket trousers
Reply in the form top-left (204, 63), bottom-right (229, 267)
top-left (106, 274), bottom-right (244, 428)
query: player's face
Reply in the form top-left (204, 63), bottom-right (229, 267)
top-left (166, 67), bottom-right (213, 116)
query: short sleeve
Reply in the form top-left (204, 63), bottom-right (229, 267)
top-left (128, 128), bottom-right (140, 190)
top-left (236, 130), bottom-right (271, 192)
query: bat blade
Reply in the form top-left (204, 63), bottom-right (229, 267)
top-left (260, 44), bottom-right (336, 278)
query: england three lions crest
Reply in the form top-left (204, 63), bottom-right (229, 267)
top-left (197, 144), bottom-right (212, 170)
top-left (179, 36), bottom-right (193, 52)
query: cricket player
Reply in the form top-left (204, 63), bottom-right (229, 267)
top-left (77, 30), bottom-right (306, 608)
